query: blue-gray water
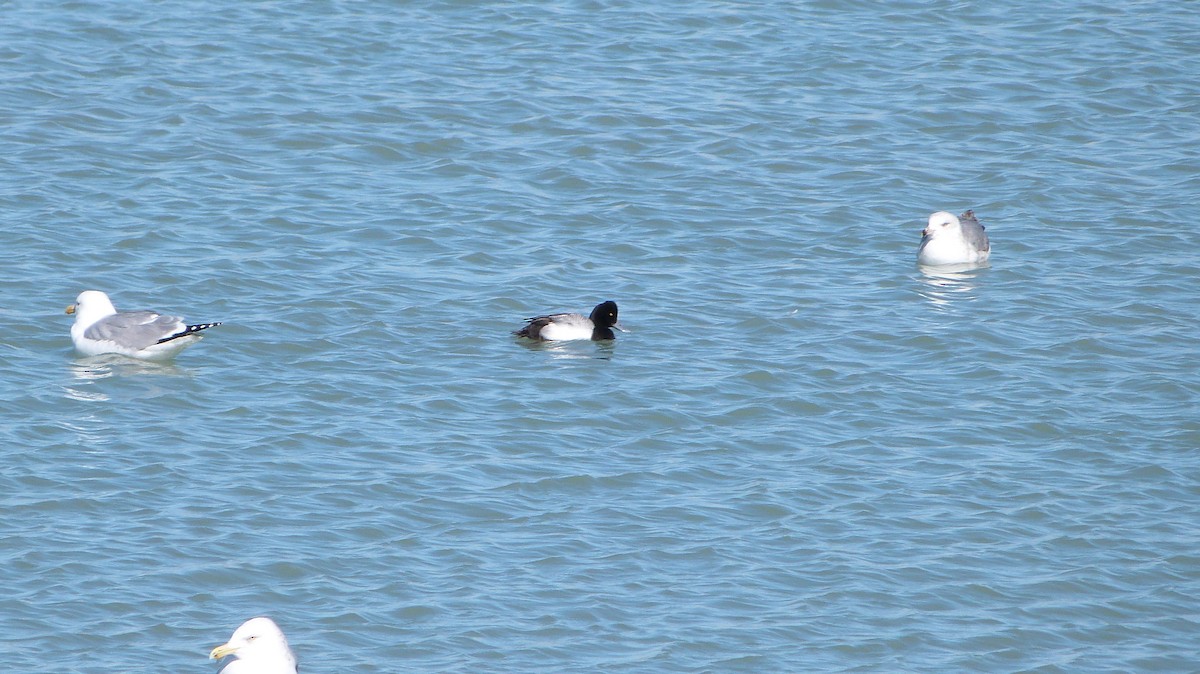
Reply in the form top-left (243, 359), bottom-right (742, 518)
top-left (2, 1), bottom-right (1198, 671)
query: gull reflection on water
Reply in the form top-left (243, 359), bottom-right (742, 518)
top-left (69, 354), bottom-right (188, 378)
top-left (916, 263), bottom-right (989, 307)
top-left (63, 355), bottom-right (191, 403)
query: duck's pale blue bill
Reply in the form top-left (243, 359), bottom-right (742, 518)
top-left (613, 323), bottom-right (630, 333)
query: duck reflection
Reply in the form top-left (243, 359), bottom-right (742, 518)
top-left (516, 338), bottom-right (616, 361)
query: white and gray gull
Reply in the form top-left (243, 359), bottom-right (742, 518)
top-left (917, 210), bottom-right (990, 266)
top-left (65, 290), bottom-right (221, 360)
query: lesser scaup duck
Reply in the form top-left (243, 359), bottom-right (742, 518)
top-left (514, 300), bottom-right (627, 341)
top-left (65, 290), bottom-right (221, 360)
top-left (918, 210), bottom-right (990, 266)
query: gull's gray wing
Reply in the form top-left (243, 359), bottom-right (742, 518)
top-left (83, 311), bottom-right (185, 349)
top-left (958, 210), bottom-right (990, 252)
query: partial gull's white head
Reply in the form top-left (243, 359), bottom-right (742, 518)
top-left (917, 210), bottom-right (990, 267)
top-left (209, 617), bottom-right (297, 674)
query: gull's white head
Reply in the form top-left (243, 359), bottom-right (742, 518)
top-left (210, 617), bottom-right (297, 674)
top-left (65, 290), bottom-right (117, 324)
top-left (922, 211), bottom-right (961, 238)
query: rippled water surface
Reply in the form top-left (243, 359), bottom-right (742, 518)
top-left (2, 1), bottom-right (1198, 672)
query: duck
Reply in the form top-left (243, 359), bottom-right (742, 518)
top-left (514, 300), bottom-right (627, 341)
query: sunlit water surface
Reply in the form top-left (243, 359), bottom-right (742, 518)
top-left (2, 1), bottom-right (1197, 671)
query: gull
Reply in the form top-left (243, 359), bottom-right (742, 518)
top-left (210, 617), bottom-right (298, 674)
top-left (65, 290), bottom-right (221, 360)
top-left (917, 210), bottom-right (990, 266)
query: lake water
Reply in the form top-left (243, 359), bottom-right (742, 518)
top-left (1, 1), bottom-right (1197, 672)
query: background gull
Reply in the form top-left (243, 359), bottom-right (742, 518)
top-left (917, 210), bottom-right (991, 266)
top-left (210, 617), bottom-right (298, 674)
top-left (65, 290), bottom-right (221, 360)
